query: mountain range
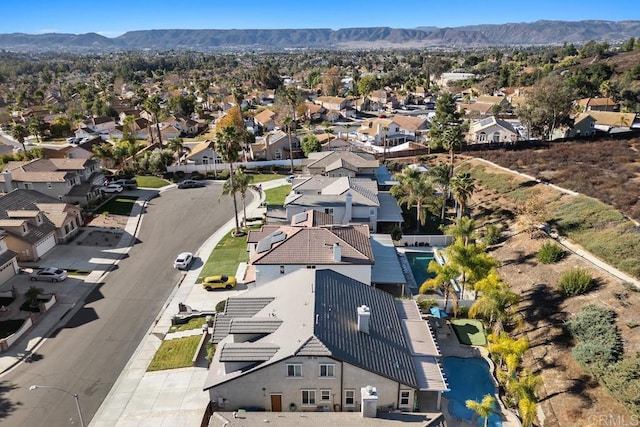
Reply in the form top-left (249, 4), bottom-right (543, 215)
top-left (1, 20), bottom-right (640, 52)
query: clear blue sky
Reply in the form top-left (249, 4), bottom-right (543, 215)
top-left (3, 0), bottom-right (640, 38)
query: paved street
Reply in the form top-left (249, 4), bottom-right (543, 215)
top-left (0, 182), bottom-right (240, 426)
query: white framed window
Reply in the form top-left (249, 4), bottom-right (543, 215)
top-left (301, 390), bottom-right (316, 406)
top-left (400, 390), bottom-right (411, 406)
top-left (319, 364), bottom-right (335, 378)
top-left (320, 390), bottom-right (331, 401)
top-left (345, 389), bottom-right (355, 407)
top-left (324, 208), bottom-right (333, 215)
top-left (286, 364), bottom-right (302, 378)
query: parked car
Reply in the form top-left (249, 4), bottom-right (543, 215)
top-left (173, 252), bottom-right (193, 270)
top-left (101, 183), bottom-right (124, 193)
top-left (30, 267), bottom-right (68, 282)
top-left (177, 179), bottom-right (206, 189)
top-left (202, 275), bottom-right (236, 290)
top-left (111, 179), bottom-right (138, 190)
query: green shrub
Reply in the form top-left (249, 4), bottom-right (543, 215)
top-left (218, 169), bottom-right (230, 180)
top-left (456, 305), bottom-right (470, 318)
top-left (416, 298), bottom-right (437, 312)
top-left (558, 268), bottom-right (594, 297)
top-left (190, 172), bottom-right (204, 180)
top-left (215, 299), bottom-right (227, 313)
top-left (600, 356), bottom-right (640, 416)
top-left (566, 304), bottom-right (621, 369)
top-left (483, 224), bottom-right (502, 245)
top-left (537, 241), bottom-right (565, 264)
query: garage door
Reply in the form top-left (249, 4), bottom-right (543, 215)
top-left (35, 234), bottom-right (56, 259)
top-left (0, 260), bottom-right (17, 285)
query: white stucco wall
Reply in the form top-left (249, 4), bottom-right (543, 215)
top-left (255, 265), bottom-right (371, 287)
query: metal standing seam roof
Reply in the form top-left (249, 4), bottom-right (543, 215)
top-left (376, 192), bottom-right (405, 223)
top-left (370, 234), bottom-right (406, 285)
top-left (313, 270), bottom-right (419, 388)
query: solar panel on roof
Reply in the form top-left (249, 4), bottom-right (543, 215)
top-left (479, 117), bottom-right (493, 127)
top-left (271, 230), bottom-right (286, 244)
top-left (256, 238), bottom-right (272, 253)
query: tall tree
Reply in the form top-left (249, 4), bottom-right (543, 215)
top-left (145, 94), bottom-right (164, 148)
top-left (27, 118), bottom-right (44, 143)
top-left (282, 116), bottom-right (295, 173)
top-left (419, 260), bottom-right (460, 315)
top-left (167, 137), bottom-right (185, 164)
top-left (215, 126), bottom-right (243, 236)
top-left (450, 172), bottom-right (476, 218)
top-left (429, 93), bottom-right (463, 176)
top-left (428, 162), bottom-right (451, 221)
top-left (221, 169), bottom-right (254, 227)
top-left (10, 123), bottom-right (29, 152)
top-left (517, 75), bottom-right (575, 140)
top-left (301, 134), bottom-right (322, 157)
top-left (391, 167), bottom-right (439, 232)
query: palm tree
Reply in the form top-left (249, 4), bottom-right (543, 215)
top-left (428, 162), bottom-right (450, 221)
top-left (445, 216), bottom-right (476, 247)
top-left (450, 172), bottom-right (475, 218)
top-left (167, 137), bottom-right (185, 164)
top-left (391, 167), bottom-right (439, 232)
top-left (145, 94), bottom-right (164, 148)
top-left (465, 394), bottom-right (497, 427)
top-left (27, 119), bottom-right (44, 143)
top-left (10, 123), bottom-right (29, 152)
top-left (419, 259), bottom-right (460, 315)
top-left (487, 332), bottom-right (529, 373)
top-left (470, 271), bottom-right (520, 333)
top-left (215, 126), bottom-right (243, 236)
top-left (92, 143), bottom-right (115, 169)
top-left (446, 238), bottom-right (497, 300)
top-left (518, 397), bottom-right (537, 427)
top-left (283, 116), bottom-right (295, 174)
top-left (221, 169), bottom-right (254, 227)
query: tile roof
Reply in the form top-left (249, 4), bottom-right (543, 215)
top-left (219, 343), bottom-right (280, 362)
top-left (390, 114), bottom-right (429, 132)
top-left (587, 111), bottom-right (637, 128)
top-left (254, 109), bottom-right (277, 124)
top-left (0, 189), bottom-right (62, 243)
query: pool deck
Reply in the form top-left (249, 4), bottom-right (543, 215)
top-left (430, 318), bottom-right (522, 427)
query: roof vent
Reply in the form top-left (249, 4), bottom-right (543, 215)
top-left (357, 305), bottom-right (370, 334)
top-left (332, 243), bottom-right (341, 262)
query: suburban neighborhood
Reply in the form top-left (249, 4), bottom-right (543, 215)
top-left (0, 14), bottom-right (639, 427)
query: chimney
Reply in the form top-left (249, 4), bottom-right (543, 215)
top-left (357, 305), bottom-right (370, 334)
top-left (332, 243), bottom-right (341, 262)
top-left (2, 171), bottom-right (13, 192)
top-left (360, 386), bottom-right (378, 418)
top-left (343, 192), bottom-right (353, 224)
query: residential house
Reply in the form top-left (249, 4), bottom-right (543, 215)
top-left (284, 175), bottom-right (404, 233)
top-left (437, 72), bottom-right (475, 87)
top-left (161, 115), bottom-right (199, 136)
top-left (356, 115), bottom-right (427, 147)
top-left (456, 102), bottom-right (493, 118)
top-left (0, 158), bottom-right (104, 207)
top-left (587, 111), bottom-right (639, 133)
top-left (204, 268), bottom-right (447, 413)
top-left (109, 117), bottom-right (152, 141)
top-left (254, 109), bottom-right (278, 132)
top-left (467, 116), bottom-right (520, 144)
top-left (368, 90), bottom-right (399, 111)
top-left (551, 113), bottom-right (597, 140)
top-left (305, 151), bottom-right (379, 178)
top-left (251, 131), bottom-right (300, 161)
top-left (0, 232), bottom-right (19, 285)
top-left (0, 189), bottom-right (82, 261)
top-left (81, 116), bottom-right (117, 136)
top-left (314, 96), bottom-right (353, 120)
top-left (576, 97), bottom-right (618, 112)
top-left (302, 101), bottom-right (326, 122)
top-left (247, 220), bottom-right (373, 285)
top-left (183, 140), bottom-right (221, 168)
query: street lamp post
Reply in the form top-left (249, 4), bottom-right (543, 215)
top-left (29, 384), bottom-right (85, 427)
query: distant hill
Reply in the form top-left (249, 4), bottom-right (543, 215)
top-left (1, 20), bottom-right (639, 52)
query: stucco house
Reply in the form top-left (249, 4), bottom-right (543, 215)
top-left (254, 109), bottom-right (278, 132)
top-left (251, 131), bottom-right (300, 161)
top-left (0, 189), bottom-right (82, 261)
top-left (305, 151), bottom-right (379, 178)
top-left (356, 115), bottom-right (427, 147)
top-left (204, 268), bottom-right (448, 414)
top-left (183, 140), bottom-right (221, 166)
top-left (0, 158), bottom-right (105, 207)
top-left (467, 116), bottom-right (520, 144)
top-left (283, 175), bottom-right (404, 233)
top-left (80, 116), bottom-right (117, 136)
top-left (576, 97), bottom-right (618, 112)
top-left (551, 113), bottom-right (597, 140)
top-left (0, 232), bottom-right (19, 285)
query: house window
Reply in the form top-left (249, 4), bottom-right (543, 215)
top-left (301, 390), bottom-right (316, 406)
top-left (345, 390), bottom-right (355, 407)
top-left (286, 364), bottom-right (302, 378)
top-left (492, 132), bottom-right (500, 143)
top-left (280, 266), bottom-right (285, 274)
top-left (400, 390), bottom-right (411, 406)
top-left (24, 183), bottom-right (33, 190)
top-left (324, 208), bottom-right (333, 215)
top-left (320, 390), bottom-right (331, 401)
top-left (319, 364), bottom-right (335, 378)
top-left (306, 265), bottom-right (316, 269)
top-left (478, 132), bottom-right (486, 142)
top-left (275, 149), bottom-right (282, 160)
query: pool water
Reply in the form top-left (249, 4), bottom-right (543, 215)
top-left (443, 356), bottom-right (502, 427)
top-left (404, 251), bottom-right (435, 287)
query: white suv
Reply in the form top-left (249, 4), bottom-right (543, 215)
top-left (174, 252), bottom-right (193, 270)
top-left (101, 183), bottom-right (124, 193)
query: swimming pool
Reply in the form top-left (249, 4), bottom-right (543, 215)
top-left (443, 356), bottom-right (502, 427)
top-left (404, 251), bottom-right (435, 287)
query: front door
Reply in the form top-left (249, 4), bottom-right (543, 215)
top-left (270, 394), bottom-right (282, 412)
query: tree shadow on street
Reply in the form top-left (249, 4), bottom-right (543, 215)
top-left (0, 380), bottom-right (21, 418)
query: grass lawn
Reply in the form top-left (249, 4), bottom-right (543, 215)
top-left (198, 230), bottom-right (249, 282)
top-left (0, 319), bottom-right (25, 339)
top-left (169, 316), bottom-right (208, 333)
top-left (135, 175), bottom-right (171, 188)
top-left (96, 196), bottom-right (137, 216)
top-left (264, 185), bottom-right (291, 206)
top-left (450, 319), bottom-right (487, 346)
top-left (147, 335), bottom-right (201, 371)
top-left (249, 173), bottom-right (289, 184)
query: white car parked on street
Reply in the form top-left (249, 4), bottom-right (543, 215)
top-left (101, 183), bottom-right (124, 193)
top-left (173, 252), bottom-right (193, 270)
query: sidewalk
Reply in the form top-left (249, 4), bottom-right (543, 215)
top-left (90, 179), bottom-right (282, 426)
